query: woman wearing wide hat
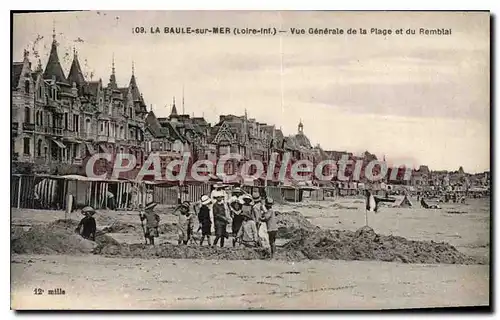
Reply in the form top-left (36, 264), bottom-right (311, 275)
top-left (140, 201), bottom-right (160, 245)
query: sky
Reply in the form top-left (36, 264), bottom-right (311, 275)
top-left (12, 11), bottom-right (490, 173)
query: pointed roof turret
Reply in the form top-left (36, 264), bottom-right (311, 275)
top-left (170, 96), bottom-right (178, 118)
top-left (43, 24), bottom-right (68, 84)
top-left (129, 61), bottom-right (141, 100)
top-left (67, 48), bottom-right (86, 87)
top-left (108, 53), bottom-right (118, 90)
top-left (298, 119), bottom-right (304, 133)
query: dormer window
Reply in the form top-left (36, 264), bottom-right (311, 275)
top-left (24, 80), bottom-right (30, 94)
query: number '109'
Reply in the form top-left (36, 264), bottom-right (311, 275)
top-left (133, 27), bottom-right (146, 34)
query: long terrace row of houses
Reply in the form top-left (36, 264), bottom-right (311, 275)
top-left (14, 32), bottom-right (483, 188)
top-left (11, 31), bottom-right (342, 183)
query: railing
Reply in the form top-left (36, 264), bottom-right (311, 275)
top-left (34, 156), bottom-right (49, 165)
top-left (81, 132), bottom-right (96, 140)
top-left (41, 127), bottom-right (63, 136)
top-left (96, 135), bottom-right (119, 143)
top-left (22, 123), bottom-right (35, 132)
top-left (63, 129), bottom-right (79, 139)
top-left (97, 135), bottom-right (108, 142)
top-left (18, 154), bottom-right (32, 162)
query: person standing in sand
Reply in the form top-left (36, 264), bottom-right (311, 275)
top-left (229, 197), bottom-right (245, 247)
top-left (106, 189), bottom-right (116, 210)
top-left (260, 198), bottom-right (278, 258)
top-left (212, 191), bottom-right (230, 247)
top-left (140, 202), bottom-right (160, 245)
top-left (75, 206), bottom-right (97, 241)
top-left (177, 201), bottom-right (195, 245)
top-left (198, 195), bottom-right (212, 246)
top-left (251, 193), bottom-right (263, 228)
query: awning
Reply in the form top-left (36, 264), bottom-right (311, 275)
top-left (51, 139), bottom-right (66, 149)
top-left (85, 142), bottom-right (96, 155)
top-left (99, 144), bottom-right (110, 154)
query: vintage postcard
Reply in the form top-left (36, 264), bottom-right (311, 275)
top-left (11, 10), bottom-right (490, 310)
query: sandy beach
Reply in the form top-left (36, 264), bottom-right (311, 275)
top-left (11, 197), bottom-right (490, 309)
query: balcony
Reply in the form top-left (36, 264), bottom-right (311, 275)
top-left (81, 132), bottom-right (96, 141)
top-left (97, 135), bottom-right (116, 143)
top-left (34, 156), bottom-right (49, 165)
top-left (22, 122), bottom-right (35, 132)
top-left (97, 135), bottom-right (108, 142)
top-left (12, 122), bottom-right (18, 136)
top-left (63, 129), bottom-right (80, 140)
top-left (46, 100), bottom-right (63, 113)
top-left (41, 126), bottom-right (63, 136)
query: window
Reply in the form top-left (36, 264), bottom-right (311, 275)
top-left (100, 122), bottom-right (104, 133)
top-left (38, 86), bottom-right (42, 99)
top-left (23, 137), bottom-right (30, 155)
top-left (24, 107), bottom-right (31, 123)
top-left (73, 115), bottom-right (79, 132)
top-left (64, 113), bottom-right (68, 130)
top-left (37, 139), bottom-right (42, 157)
top-left (85, 119), bottom-right (92, 134)
top-left (24, 80), bottom-right (30, 94)
top-left (35, 111), bottom-right (40, 126)
top-left (73, 145), bottom-right (78, 159)
top-left (129, 108), bottom-right (133, 118)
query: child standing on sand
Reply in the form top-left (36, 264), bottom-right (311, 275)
top-left (198, 195), bottom-right (212, 246)
top-left (177, 201), bottom-right (195, 245)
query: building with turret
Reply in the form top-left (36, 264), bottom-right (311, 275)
top-left (12, 30), bottom-right (147, 177)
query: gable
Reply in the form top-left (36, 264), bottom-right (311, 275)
top-left (212, 122), bottom-right (235, 145)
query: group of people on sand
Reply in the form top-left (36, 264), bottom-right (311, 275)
top-left (167, 186), bottom-right (278, 258)
top-left (75, 185), bottom-right (279, 258)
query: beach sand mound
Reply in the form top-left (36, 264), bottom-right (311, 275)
top-left (283, 225), bottom-right (481, 265)
top-left (11, 212), bottom-right (481, 265)
top-left (275, 210), bottom-right (318, 239)
top-left (11, 219), bottom-right (119, 255)
top-left (158, 223), bottom-right (178, 235)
